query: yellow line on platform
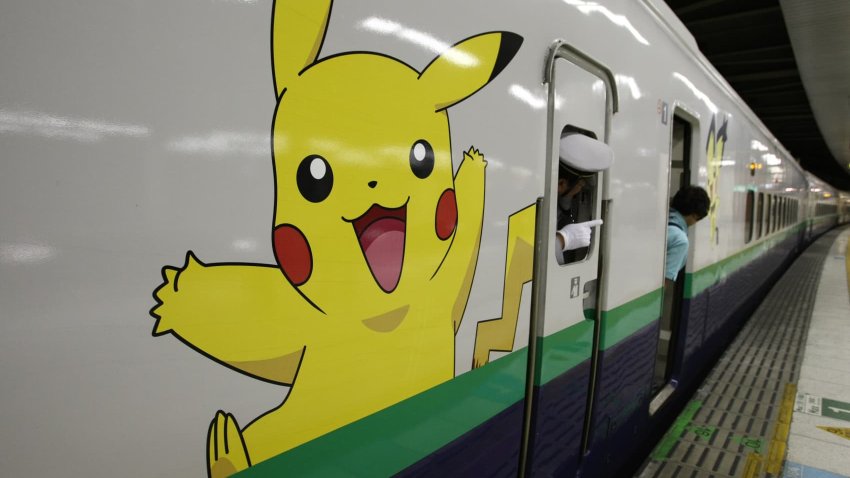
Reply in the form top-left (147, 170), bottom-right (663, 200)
top-left (764, 383), bottom-right (797, 475)
top-left (743, 453), bottom-right (764, 478)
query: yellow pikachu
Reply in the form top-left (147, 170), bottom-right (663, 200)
top-left (706, 116), bottom-right (727, 244)
top-left (150, 0), bottom-right (521, 475)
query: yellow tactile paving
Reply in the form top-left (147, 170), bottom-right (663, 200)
top-left (765, 383), bottom-right (796, 474)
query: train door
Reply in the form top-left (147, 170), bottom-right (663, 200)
top-left (520, 41), bottom-right (617, 477)
top-left (651, 112), bottom-right (693, 403)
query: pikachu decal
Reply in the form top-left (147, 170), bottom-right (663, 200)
top-left (150, 0), bottom-right (521, 475)
top-left (706, 116), bottom-right (728, 244)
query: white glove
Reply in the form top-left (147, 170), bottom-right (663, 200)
top-left (557, 219), bottom-right (603, 251)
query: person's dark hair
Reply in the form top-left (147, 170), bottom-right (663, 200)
top-left (558, 162), bottom-right (581, 184)
top-left (671, 186), bottom-right (710, 219)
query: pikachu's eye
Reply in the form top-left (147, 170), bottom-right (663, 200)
top-left (409, 139), bottom-right (434, 179)
top-left (297, 155), bottom-right (333, 203)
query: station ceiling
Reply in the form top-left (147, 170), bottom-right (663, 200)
top-left (663, 0), bottom-right (850, 191)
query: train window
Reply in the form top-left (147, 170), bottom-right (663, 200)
top-left (784, 198), bottom-right (789, 228)
top-left (773, 196), bottom-right (779, 232)
top-left (756, 193), bottom-right (764, 238)
top-left (788, 198), bottom-right (792, 226)
top-left (772, 195), bottom-right (778, 232)
top-left (745, 191), bottom-right (754, 243)
top-left (791, 199), bottom-right (795, 224)
top-left (787, 199), bottom-right (791, 226)
top-left (787, 198), bottom-right (791, 227)
top-left (773, 197), bottom-right (782, 231)
top-left (782, 198), bottom-right (787, 228)
top-left (785, 198), bottom-right (790, 227)
top-left (764, 194), bottom-right (773, 236)
top-left (788, 198), bottom-right (797, 226)
top-left (556, 125), bottom-right (603, 265)
top-left (773, 196), bottom-right (782, 232)
top-left (780, 198), bottom-right (785, 229)
top-left (783, 198), bottom-right (788, 228)
top-left (769, 196), bottom-right (775, 232)
top-left (669, 117), bottom-right (690, 194)
top-left (819, 203), bottom-right (828, 216)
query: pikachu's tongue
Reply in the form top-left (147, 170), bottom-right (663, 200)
top-left (353, 204), bottom-right (406, 293)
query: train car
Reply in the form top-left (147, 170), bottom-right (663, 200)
top-left (804, 173), bottom-right (841, 239)
top-left (0, 0), bottom-right (846, 477)
top-left (840, 193), bottom-right (850, 224)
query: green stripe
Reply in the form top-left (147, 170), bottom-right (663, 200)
top-left (240, 345), bottom-right (528, 477)
top-left (687, 223), bottom-right (804, 297)
top-left (538, 319), bottom-right (595, 384)
top-left (600, 289), bottom-right (662, 350)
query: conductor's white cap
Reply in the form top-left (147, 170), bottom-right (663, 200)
top-left (559, 133), bottom-right (614, 173)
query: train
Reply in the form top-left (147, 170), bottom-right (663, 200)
top-left (1, 0), bottom-right (847, 476)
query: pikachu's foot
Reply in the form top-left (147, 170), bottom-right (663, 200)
top-left (472, 343), bottom-right (490, 369)
top-left (208, 411), bottom-right (251, 478)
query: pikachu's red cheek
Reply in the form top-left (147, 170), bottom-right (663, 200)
top-left (435, 189), bottom-right (457, 240)
top-left (273, 224), bottom-right (312, 286)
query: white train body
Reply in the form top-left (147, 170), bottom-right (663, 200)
top-left (0, 0), bottom-right (843, 476)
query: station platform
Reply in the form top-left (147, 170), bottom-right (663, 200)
top-left (638, 227), bottom-right (850, 478)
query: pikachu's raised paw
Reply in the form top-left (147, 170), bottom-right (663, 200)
top-left (149, 251), bottom-right (205, 335)
top-left (208, 411), bottom-right (251, 478)
top-left (463, 146), bottom-right (486, 166)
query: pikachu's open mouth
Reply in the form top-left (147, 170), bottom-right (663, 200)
top-left (350, 201), bottom-right (407, 293)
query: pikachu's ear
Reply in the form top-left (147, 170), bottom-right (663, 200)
top-left (716, 120), bottom-right (728, 145)
top-left (420, 32), bottom-right (522, 111)
top-left (271, 0), bottom-right (333, 95)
